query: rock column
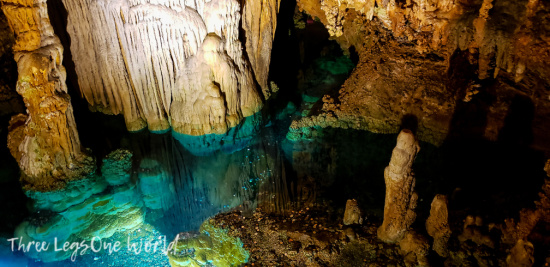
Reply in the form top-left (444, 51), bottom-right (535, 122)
top-left (2, 0), bottom-right (93, 191)
top-left (378, 129), bottom-right (420, 243)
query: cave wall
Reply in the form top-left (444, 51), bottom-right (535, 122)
top-left (61, 0), bottom-right (280, 135)
top-left (293, 0), bottom-right (550, 149)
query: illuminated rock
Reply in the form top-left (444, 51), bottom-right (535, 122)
top-left (167, 220), bottom-right (249, 267)
top-left (1, 0), bottom-right (94, 191)
top-left (378, 130), bottom-right (419, 243)
top-left (398, 231), bottom-right (430, 267)
top-left (506, 239), bottom-right (535, 267)
top-left (11, 150), bottom-right (144, 262)
top-left (343, 199), bottom-right (363, 225)
top-left (61, 0), bottom-right (280, 135)
top-left (425, 194), bottom-right (451, 257)
top-left (293, 0), bottom-right (550, 149)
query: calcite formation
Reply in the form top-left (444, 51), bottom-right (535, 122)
top-left (62, 0), bottom-right (280, 135)
top-left (14, 150), bottom-right (143, 262)
top-left (167, 220), bottom-right (249, 267)
top-left (425, 194), bottom-right (451, 257)
top-left (293, 0), bottom-right (550, 149)
top-left (343, 199), bottom-right (363, 225)
top-left (398, 231), bottom-right (430, 267)
top-left (1, 0), bottom-right (94, 190)
top-left (378, 129), bottom-right (419, 243)
top-left (505, 239), bottom-right (535, 267)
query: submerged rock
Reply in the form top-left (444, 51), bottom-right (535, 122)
top-left (167, 220), bottom-right (249, 267)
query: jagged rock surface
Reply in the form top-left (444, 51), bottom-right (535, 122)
top-left (2, 0), bottom-right (94, 191)
top-left (293, 0), bottom-right (550, 149)
top-left (62, 0), bottom-right (280, 134)
top-left (378, 129), bottom-right (419, 243)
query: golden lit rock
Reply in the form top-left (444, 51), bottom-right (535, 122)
top-left (378, 129), bottom-right (419, 243)
top-left (2, 0), bottom-right (94, 191)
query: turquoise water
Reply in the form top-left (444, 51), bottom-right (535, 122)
top-left (0, 108), bottom-right (547, 266)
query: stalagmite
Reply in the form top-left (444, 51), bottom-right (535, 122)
top-left (425, 194), bottom-right (452, 257)
top-left (506, 239), bottom-right (535, 267)
top-left (343, 199), bottom-right (363, 225)
top-left (61, 0), bottom-right (280, 135)
top-left (2, 0), bottom-right (94, 191)
top-left (378, 129), bottom-right (420, 243)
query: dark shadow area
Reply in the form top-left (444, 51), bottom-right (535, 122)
top-left (432, 51), bottom-right (547, 224)
top-left (400, 114), bottom-right (419, 135)
top-left (498, 94), bottom-right (535, 147)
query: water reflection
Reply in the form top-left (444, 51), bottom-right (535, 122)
top-left (9, 125), bottom-right (288, 265)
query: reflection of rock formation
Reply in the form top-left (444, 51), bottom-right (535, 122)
top-left (378, 130), bottom-right (419, 243)
top-left (61, 0), bottom-right (280, 135)
top-left (14, 149), bottom-right (143, 262)
top-left (1, 0), bottom-right (94, 191)
top-left (138, 158), bottom-right (175, 210)
top-left (292, 0), bottom-right (550, 149)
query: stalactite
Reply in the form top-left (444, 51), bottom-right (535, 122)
top-left (61, 0), bottom-right (280, 135)
top-left (2, 0), bottom-right (94, 191)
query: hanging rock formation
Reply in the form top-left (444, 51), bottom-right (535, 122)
top-left (292, 0), bottom-right (550, 149)
top-left (2, 0), bottom-right (94, 191)
top-left (425, 194), bottom-right (452, 257)
top-left (378, 129), bottom-right (419, 243)
top-left (61, 0), bottom-right (280, 135)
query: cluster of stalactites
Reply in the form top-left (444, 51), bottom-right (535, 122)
top-left (298, 0), bottom-right (547, 82)
top-left (63, 0), bottom-right (280, 134)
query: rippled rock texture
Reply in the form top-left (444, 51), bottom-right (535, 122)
top-left (62, 0), bottom-right (280, 135)
top-left (378, 130), bottom-right (419, 243)
top-left (292, 0), bottom-right (550, 149)
top-left (1, 0), bottom-right (94, 191)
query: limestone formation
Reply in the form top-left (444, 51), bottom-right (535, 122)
top-left (426, 194), bottom-right (451, 257)
top-left (505, 239), bottom-right (535, 267)
top-left (292, 0), bottom-right (550, 149)
top-left (458, 215), bottom-right (495, 248)
top-left (399, 231), bottom-right (430, 267)
top-left (378, 129), bottom-right (420, 243)
top-left (2, 0), bottom-right (94, 191)
top-left (61, 0), bottom-right (280, 135)
top-left (343, 199), bottom-right (363, 225)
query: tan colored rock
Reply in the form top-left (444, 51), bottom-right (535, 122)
top-left (399, 231), bottom-right (430, 267)
top-left (293, 0), bottom-right (550, 150)
top-left (506, 239), bottom-right (535, 267)
top-left (2, 0), bottom-right (94, 191)
top-left (458, 215), bottom-right (494, 248)
top-left (377, 129), bottom-right (419, 243)
top-left (61, 0), bottom-right (280, 134)
top-left (425, 194), bottom-right (451, 257)
top-left (343, 199), bottom-right (363, 225)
